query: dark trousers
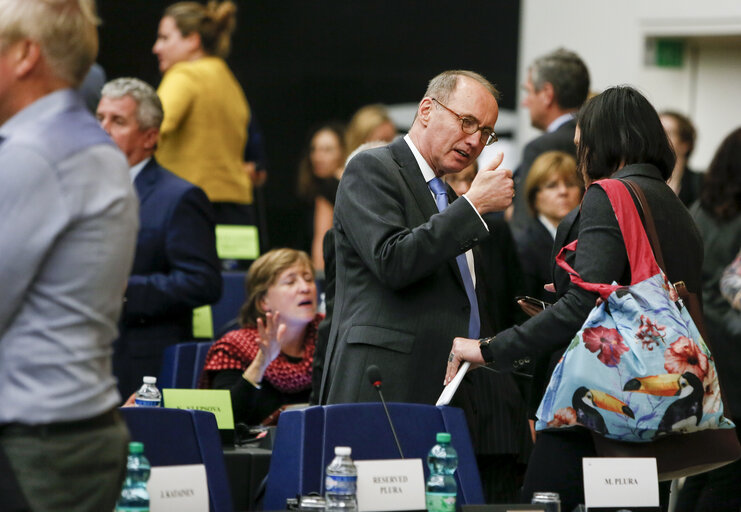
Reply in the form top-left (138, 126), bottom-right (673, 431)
top-left (522, 429), bottom-right (670, 512)
top-left (674, 428), bottom-right (741, 512)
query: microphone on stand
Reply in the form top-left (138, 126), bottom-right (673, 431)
top-left (365, 365), bottom-right (404, 459)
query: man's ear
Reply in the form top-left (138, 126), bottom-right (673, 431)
top-left (540, 82), bottom-right (556, 108)
top-left (142, 128), bottom-right (160, 152)
top-left (13, 39), bottom-right (42, 79)
top-left (417, 98), bottom-right (434, 127)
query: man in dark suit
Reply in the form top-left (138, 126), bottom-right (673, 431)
top-left (97, 78), bottom-right (222, 398)
top-left (319, 70), bottom-right (516, 405)
top-left (509, 49), bottom-right (589, 232)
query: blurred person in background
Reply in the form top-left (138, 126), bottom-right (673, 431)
top-left (296, 123), bottom-right (346, 271)
top-left (200, 249), bottom-right (320, 426)
top-left (153, 1), bottom-right (256, 268)
top-left (344, 103), bottom-right (397, 156)
top-left (660, 110), bottom-right (702, 207)
top-left (516, 150), bottom-right (583, 304)
top-left (510, 49), bottom-right (589, 233)
top-left (677, 127), bottom-right (741, 512)
top-left (0, 1), bottom-right (138, 509)
top-left (96, 77), bottom-right (222, 399)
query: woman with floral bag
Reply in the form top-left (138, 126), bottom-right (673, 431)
top-left (447, 87), bottom-right (737, 511)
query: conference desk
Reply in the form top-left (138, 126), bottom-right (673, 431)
top-left (223, 445), bottom-right (272, 511)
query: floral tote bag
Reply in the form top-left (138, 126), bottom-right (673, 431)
top-left (535, 179), bottom-right (735, 442)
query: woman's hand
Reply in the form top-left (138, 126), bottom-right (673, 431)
top-left (243, 312), bottom-right (285, 386)
top-left (444, 337), bottom-right (486, 385)
top-left (256, 312), bottom-right (284, 363)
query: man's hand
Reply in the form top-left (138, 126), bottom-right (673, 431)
top-left (464, 152), bottom-right (515, 215)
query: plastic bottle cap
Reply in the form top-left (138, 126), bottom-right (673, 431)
top-left (334, 446), bottom-right (351, 456)
top-left (143, 376), bottom-right (157, 384)
top-left (436, 432), bottom-right (451, 443)
top-left (129, 442), bottom-right (144, 454)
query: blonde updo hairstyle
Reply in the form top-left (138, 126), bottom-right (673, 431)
top-left (239, 249), bottom-right (314, 328)
top-left (164, 1), bottom-right (237, 58)
top-left (345, 104), bottom-right (394, 155)
top-left (524, 150), bottom-right (583, 216)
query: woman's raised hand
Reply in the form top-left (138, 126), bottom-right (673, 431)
top-left (256, 312), bottom-right (285, 364)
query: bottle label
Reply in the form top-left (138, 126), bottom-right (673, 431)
top-left (115, 507), bottom-right (149, 511)
top-left (325, 474), bottom-right (357, 494)
top-left (425, 492), bottom-right (456, 512)
top-left (134, 398), bottom-right (161, 407)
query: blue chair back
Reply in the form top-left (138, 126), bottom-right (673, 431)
top-left (211, 271), bottom-right (247, 337)
top-left (159, 340), bottom-right (213, 389)
top-left (263, 403), bottom-right (484, 509)
top-left (120, 407), bottom-right (233, 512)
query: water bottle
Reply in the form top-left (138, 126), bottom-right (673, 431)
top-left (425, 432), bottom-right (458, 512)
top-left (115, 441), bottom-right (151, 512)
top-left (135, 376), bottom-right (161, 407)
top-left (325, 446), bottom-right (358, 511)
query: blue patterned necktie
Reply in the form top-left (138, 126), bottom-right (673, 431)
top-left (428, 177), bottom-right (480, 338)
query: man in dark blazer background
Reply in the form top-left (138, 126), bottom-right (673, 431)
top-left (97, 78), bottom-right (222, 398)
top-left (509, 49), bottom-right (589, 232)
top-left (319, 70), bottom-right (516, 405)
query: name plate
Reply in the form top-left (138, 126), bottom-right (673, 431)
top-left (149, 464), bottom-right (209, 512)
top-left (215, 224), bottom-right (260, 260)
top-left (583, 457), bottom-right (659, 511)
top-left (355, 458), bottom-right (426, 512)
top-left (192, 305), bottom-right (214, 339)
top-left (162, 389), bottom-right (235, 429)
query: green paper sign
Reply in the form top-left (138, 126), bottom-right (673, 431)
top-left (162, 389), bottom-right (235, 429)
top-left (215, 225), bottom-right (260, 260)
top-left (192, 305), bottom-right (214, 339)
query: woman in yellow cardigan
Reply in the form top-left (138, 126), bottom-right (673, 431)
top-left (153, 1), bottom-right (256, 231)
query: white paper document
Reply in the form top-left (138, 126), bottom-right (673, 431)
top-left (436, 361), bottom-right (470, 406)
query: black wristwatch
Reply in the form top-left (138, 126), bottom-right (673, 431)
top-left (479, 337), bottom-right (494, 363)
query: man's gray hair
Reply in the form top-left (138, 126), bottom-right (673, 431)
top-left (101, 78), bottom-right (164, 131)
top-left (0, 0), bottom-right (99, 87)
top-left (530, 48), bottom-right (590, 110)
top-left (424, 70), bottom-right (500, 104)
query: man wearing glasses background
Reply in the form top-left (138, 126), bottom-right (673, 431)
top-left (319, 70), bottom-right (516, 406)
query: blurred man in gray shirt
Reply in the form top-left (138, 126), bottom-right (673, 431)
top-left (0, 1), bottom-right (138, 510)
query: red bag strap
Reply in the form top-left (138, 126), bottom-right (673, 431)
top-left (554, 179), bottom-right (660, 298)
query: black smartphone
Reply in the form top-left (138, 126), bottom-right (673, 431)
top-left (514, 295), bottom-right (552, 310)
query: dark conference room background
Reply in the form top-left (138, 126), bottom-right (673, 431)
top-left (97, 1), bottom-right (520, 250)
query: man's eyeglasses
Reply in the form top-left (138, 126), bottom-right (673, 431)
top-left (432, 98), bottom-right (498, 146)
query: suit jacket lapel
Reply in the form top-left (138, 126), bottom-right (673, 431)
top-left (389, 138), bottom-right (465, 287)
top-left (133, 158), bottom-right (160, 204)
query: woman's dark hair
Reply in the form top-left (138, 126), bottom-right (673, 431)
top-left (296, 122), bottom-right (345, 202)
top-left (699, 127), bottom-right (741, 221)
top-left (576, 86), bottom-right (675, 181)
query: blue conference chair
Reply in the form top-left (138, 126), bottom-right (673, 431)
top-left (211, 271), bottom-right (247, 337)
top-left (263, 403), bottom-right (484, 510)
top-left (120, 407), bottom-right (233, 512)
top-left (159, 340), bottom-right (213, 389)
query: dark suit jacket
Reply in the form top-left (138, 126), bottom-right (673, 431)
top-left (510, 119), bottom-right (577, 231)
top-left (488, 164), bottom-right (704, 385)
top-left (319, 137), bottom-right (493, 405)
top-left (513, 217), bottom-right (559, 304)
top-left (114, 158), bottom-right (222, 396)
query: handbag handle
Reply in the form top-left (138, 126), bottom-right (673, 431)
top-left (554, 179), bottom-right (661, 298)
top-left (618, 180), bottom-right (712, 342)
